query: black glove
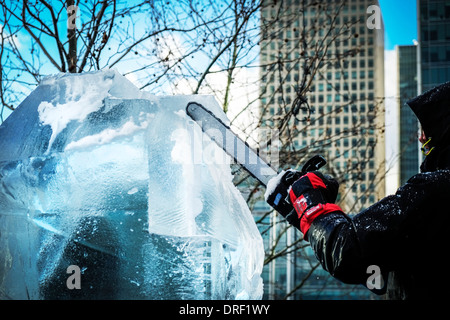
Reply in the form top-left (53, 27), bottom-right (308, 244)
top-left (289, 171), bottom-right (342, 238)
top-left (265, 169), bottom-right (303, 227)
top-left (264, 155), bottom-right (329, 229)
top-left (265, 170), bottom-right (339, 229)
top-left (290, 171), bottom-right (339, 204)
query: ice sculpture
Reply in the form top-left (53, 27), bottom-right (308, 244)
top-left (0, 69), bottom-right (264, 299)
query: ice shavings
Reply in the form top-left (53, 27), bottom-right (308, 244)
top-left (64, 115), bottom-right (153, 151)
top-left (37, 69), bottom-right (155, 153)
top-left (38, 75), bottom-right (113, 152)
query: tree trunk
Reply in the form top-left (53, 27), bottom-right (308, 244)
top-left (67, 0), bottom-right (77, 73)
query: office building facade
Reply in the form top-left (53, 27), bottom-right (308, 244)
top-left (258, 0), bottom-right (385, 299)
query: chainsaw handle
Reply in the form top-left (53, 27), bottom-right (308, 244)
top-left (265, 155), bottom-right (327, 229)
top-left (282, 154), bottom-right (327, 206)
top-left (300, 155), bottom-right (327, 175)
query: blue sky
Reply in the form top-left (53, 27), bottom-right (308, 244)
top-left (379, 0), bottom-right (418, 50)
top-left (1, 1), bottom-right (419, 123)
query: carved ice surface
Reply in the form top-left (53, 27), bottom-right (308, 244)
top-left (0, 69), bottom-right (264, 300)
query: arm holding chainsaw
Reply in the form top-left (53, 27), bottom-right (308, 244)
top-left (265, 169), bottom-right (405, 287)
top-left (265, 169), bottom-right (341, 237)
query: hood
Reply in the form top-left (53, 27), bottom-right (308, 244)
top-left (407, 81), bottom-right (450, 145)
top-left (407, 81), bottom-right (450, 171)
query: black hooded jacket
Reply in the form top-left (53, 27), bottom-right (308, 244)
top-left (307, 82), bottom-right (450, 300)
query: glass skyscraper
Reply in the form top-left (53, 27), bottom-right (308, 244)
top-left (418, 0), bottom-right (450, 92)
top-left (397, 45), bottom-right (419, 185)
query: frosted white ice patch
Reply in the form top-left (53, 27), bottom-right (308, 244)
top-left (38, 69), bottom-right (155, 153)
top-left (171, 128), bottom-right (193, 164)
top-left (170, 127), bottom-right (204, 228)
top-left (38, 75), bottom-right (113, 152)
top-left (64, 115), bottom-right (153, 151)
top-left (127, 187), bottom-right (139, 195)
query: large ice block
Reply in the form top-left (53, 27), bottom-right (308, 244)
top-left (0, 69), bottom-right (264, 299)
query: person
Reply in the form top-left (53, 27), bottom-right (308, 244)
top-left (265, 81), bottom-right (450, 300)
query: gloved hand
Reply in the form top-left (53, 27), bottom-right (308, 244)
top-left (265, 169), bottom-right (303, 228)
top-left (289, 171), bottom-right (343, 239)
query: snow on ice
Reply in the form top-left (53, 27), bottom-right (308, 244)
top-left (0, 69), bottom-right (264, 299)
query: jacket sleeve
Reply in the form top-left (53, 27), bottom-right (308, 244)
top-left (306, 175), bottom-right (428, 285)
